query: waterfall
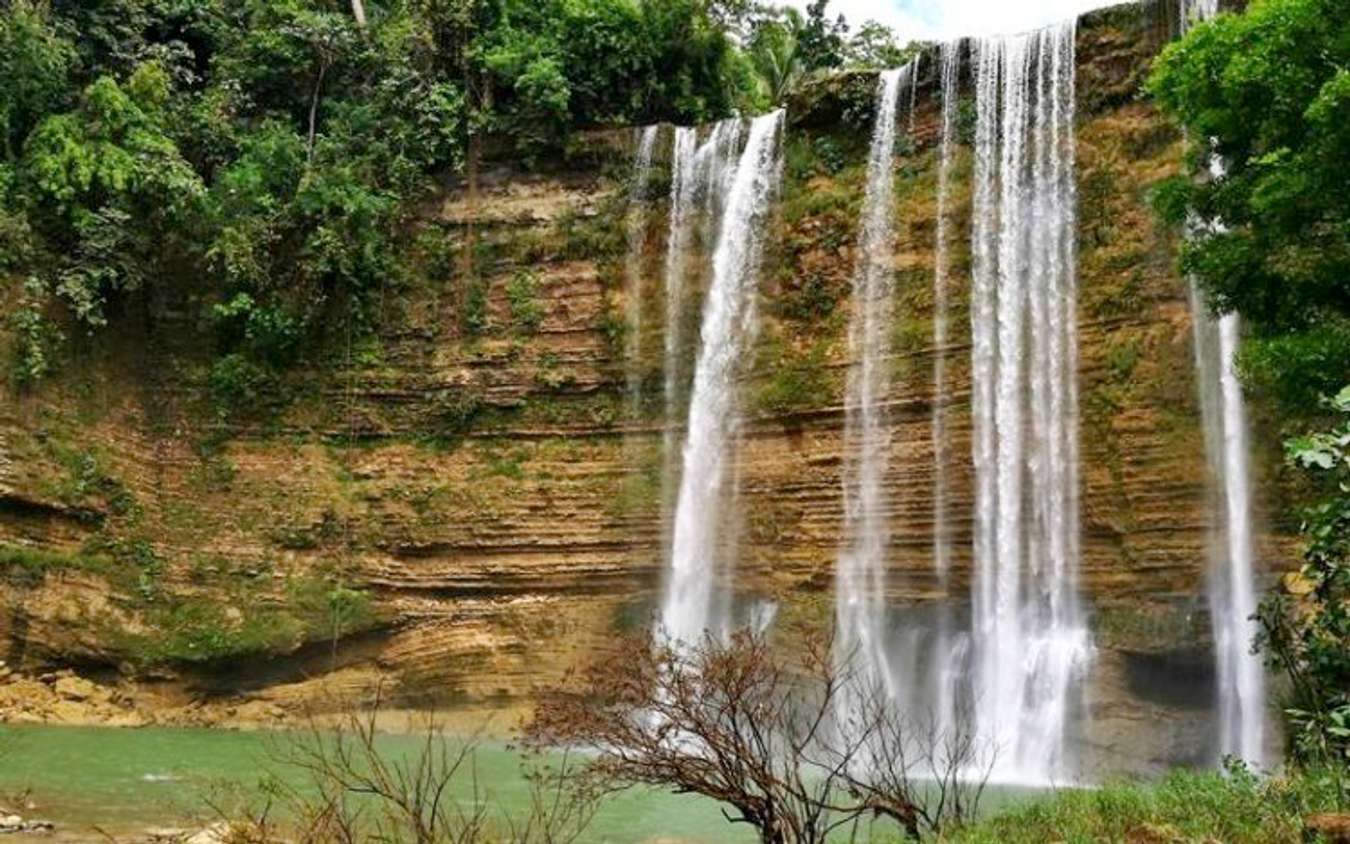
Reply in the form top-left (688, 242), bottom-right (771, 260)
top-left (659, 111), bottom-right (784, 646)
top-left (930, 39), bottom-right (962, 746)
top-left (661, 127), bottom-right (698, 526)
top-left (623, 127), bottom-right (660, 420)
top-left (661, 122), bottom-right (742, 511)
top-left (1190, 286), bottom-right (1266, 764)
top-left (835, 65), bottom-right (915, 706)
top-left (932, 43), bottom-right (960, 583)
top-left (1179, 2), bottom-right (1267, 767)
top-left (966, 21), bottom-right (1091, 783)
top-left (1180, 0), bottom-right (1218, 28)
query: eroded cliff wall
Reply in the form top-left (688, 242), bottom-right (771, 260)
top-left (0, 1), bottom-right (1298, 771)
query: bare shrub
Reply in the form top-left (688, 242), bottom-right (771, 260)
top-left (525, 625), bottom-right (993, 843)
top-left (204, 688), bottom-right (599, 844)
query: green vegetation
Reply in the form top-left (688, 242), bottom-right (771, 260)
top-left (949, 765), bottom-right (1347, 844)
top-left (1093, 604), bottom-right (1209, 654)
top-left (0, 543), bottom-right (114, 584)
top-left (1149, 0), bottom-right (1350, 411)
top-left (505, 270), bottom-right (544, 333)
top-left (0, 0), bottom-right (917, 403)
top-left (0, 532), bottom-right (376, 668)
top-left (1152, 0), bottom-right (1350, 779)
top-left (754, 336), bottom-right (838, 416)
top-left (1258, 386), bottom-right (1350, 767)
top-left (117, 575), bottom-right (376, 665)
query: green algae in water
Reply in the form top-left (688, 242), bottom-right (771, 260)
top-left (0, 725), bottom-right (751, 842)
top-left (0, 725), bottom-right (1047, 841)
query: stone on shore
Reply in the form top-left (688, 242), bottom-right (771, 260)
top-left (1306, 813), bottom-right (1350, 844)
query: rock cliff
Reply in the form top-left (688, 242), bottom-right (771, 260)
top-left (0, 1), bottom-right (1298, 774)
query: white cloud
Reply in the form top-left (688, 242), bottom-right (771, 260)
top-left (783, 0), bottom-right (1117, 41)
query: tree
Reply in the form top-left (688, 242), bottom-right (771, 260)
top-left (21, 62), bottom-right (204, 328)
top-left (845, 22), bottom-right (920, 69)
top-left (0, 1), bottom-right (75, 162)
top-left (796, 0), bottom-right (847, 72)
top-left (207, 689), bottom-right (602, 843)
top-left (526, 627), bottom-right (990, 843)
top-left (1257, 386), bottom-right (1350, 769)
top-left (0, 0), bottom-right (750, 388)
top-left (1148, 0), bottom-right (1350, 410)
top-left (746, 9), bottom-right (806, 105)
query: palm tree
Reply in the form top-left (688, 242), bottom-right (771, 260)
top-left (747, 8), bottom-right (806, 105)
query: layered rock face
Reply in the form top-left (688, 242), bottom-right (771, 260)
top-left (0, 2), bottom-right (1298, 773)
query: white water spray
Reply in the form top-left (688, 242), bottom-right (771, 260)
top-left (929, 40), bottom-right (964, 745)
top-left (624, 126), bottom-right (660, 417)
top-left (835, 65), bottom-right (915, 706)
top-left (1179, 0), bottom-right (1267, 767)
top-left (660, 111), bottom-right (784, 646)
top-left (965, 22), bottom-right (1091, 783)
top-left (1180, 0), bottom-right (1219, 29)
top-left (932, 43), bottom-right (960, 583)
top-left (1190, 285), bottom-right (1267, 764)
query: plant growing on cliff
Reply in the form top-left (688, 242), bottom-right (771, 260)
top-left (1148, 0), bottom-right (1350, 411)
top-left (527, 627), bottom-right (991, 843)
top-left (1257, 386), bottom-right (1350, 770)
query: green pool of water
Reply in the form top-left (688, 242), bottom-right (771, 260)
top-left (0, 724), bottom-right (1045, 842)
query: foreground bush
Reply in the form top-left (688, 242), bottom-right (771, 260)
top-left (527, 627), bottom-right (991, 843)
top-left (945, 764), bottom-right (1348, 844)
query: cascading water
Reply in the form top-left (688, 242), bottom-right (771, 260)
top-left (931, 43), bottom-right (960, 586)
top-left (965, 21), bottom-right (1091, 783)
top-left (1190, 285), bottom-right (1266, 764)
top-left (1180, 0), bottom-right (1267, 766)
top-left (623, 126), bottom-right (660, 419)
top-left (662, 127), bottom-right (697, 464)
top-left (929, 39), bottom-right (963, 746)
top-left (1180, 0), bottom-right (1218, 28)
top-left (835, 65), bottom-right (914, 707)
top-left (659, 111), bottom-right (784, 646)
top-left (661, 122), bottom-right (742, 515)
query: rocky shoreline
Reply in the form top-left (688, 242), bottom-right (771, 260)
top-left (0, 661), bottom-right (285, 731)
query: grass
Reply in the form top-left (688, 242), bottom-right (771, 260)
top-left (1, 537), bottom-right (378, 667)
top-left (754, 336), bottom-right (839, 416)
top-left (0, 543), bottom-right (114, 583)
top-left (115, 575), bottom-right (378, 666)
top-left (944, 766), bottom-right (1349, 844)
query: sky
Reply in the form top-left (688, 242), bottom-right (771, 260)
top-left (780, 0), bottom-right (1115, 40)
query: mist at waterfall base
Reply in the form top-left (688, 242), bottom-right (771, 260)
top-left (641, 12), bottom-right (1269, 789)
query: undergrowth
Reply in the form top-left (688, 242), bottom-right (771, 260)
top-left (943, 765), bottom-right (1348, 844)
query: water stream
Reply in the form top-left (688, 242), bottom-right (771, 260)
top-left (963, 21), bottom-right (1091, 783)
top-left (623, 125), bottom-right (660, 421)
top-left (660, 111), bottom-right (785, 646)
top-left (930, 38), bottom-right (963, 752)
top-left (1180, 0), bottom-right (1267, 766)
top-left (835, 64), bottom-right (916, 712)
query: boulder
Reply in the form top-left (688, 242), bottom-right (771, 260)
top-left (53, 675), bottom-right (97, 702)
top-left (1306, 813), bottom-right (1350, 844)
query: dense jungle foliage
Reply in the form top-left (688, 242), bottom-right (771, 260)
top-left (1151, 0), bottom-right (1349, 769)
top-left (0, 0), bottom-right (910, 397)
top-left (1149, 0), bottom-right (1350, 413)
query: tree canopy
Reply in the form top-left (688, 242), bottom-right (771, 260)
top-left (1148, 0), bottom-right (1350, 411)
top-left (0, 0), bottom-right (914, 394)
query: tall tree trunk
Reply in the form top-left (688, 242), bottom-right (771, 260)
top-left (350, 0), bottom-right (367, 28)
